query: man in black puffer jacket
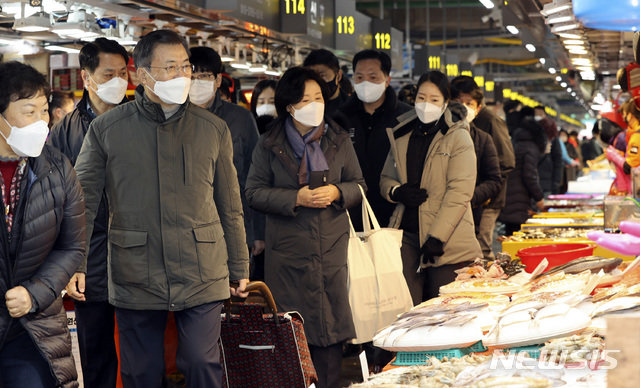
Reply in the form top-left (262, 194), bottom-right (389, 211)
top-left (0, 61), bottom-right (86, 388)
top-left (48, 38), bottom-right (129, 388)
top-left (338, 50), bottom-right (412, 230)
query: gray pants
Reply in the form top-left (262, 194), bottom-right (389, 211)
top-left (477, 208), bottom-right (500, 259)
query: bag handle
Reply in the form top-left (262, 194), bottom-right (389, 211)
top-left (359, 185), bottom-right (381, 233)
top-left (225, 281), bottom-right (280, 324)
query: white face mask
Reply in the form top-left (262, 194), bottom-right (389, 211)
top-left (291, 102), bottom-right (324, 127)
top-left (89, 75), bottom-right (128, 105)
top-left (534, 115), bottom-right (544, 122)
top-left (188, 79), bottom-right (216, 106)
top-left (143, 69), bottom-right (191, 105)
top-left (256, 103), bottom-right (277, 117)
top-left (464, 104), bottom-right (477, 123)
top-left (1, 115), bottom-right (49, 157)
top-left (415, 102), bottom-right (446, 124)
top-left (354, 80), bottom-right (386, 103)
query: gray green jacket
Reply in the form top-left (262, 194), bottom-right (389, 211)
top-left (75, 86), bottom-right (249, 310)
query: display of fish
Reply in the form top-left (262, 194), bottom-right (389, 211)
top-left (532, 256), bottom-right (622, 280)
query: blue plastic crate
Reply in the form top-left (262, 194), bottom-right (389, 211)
top-left (392, 341), bottom-right (487, 366)
top-left (503, 344), bottom-right (544, 360)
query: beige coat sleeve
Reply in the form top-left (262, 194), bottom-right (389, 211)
top-left (380, 150), bottom-right (402, 203)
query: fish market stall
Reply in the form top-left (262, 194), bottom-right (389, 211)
top-left (359, 237), bottom-right (640, 388)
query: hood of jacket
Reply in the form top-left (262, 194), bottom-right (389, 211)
top-left (514, 118), bottom-right (547, 152)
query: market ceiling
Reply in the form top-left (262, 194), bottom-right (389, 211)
top-left (1, 0), bottom-right (637, 125)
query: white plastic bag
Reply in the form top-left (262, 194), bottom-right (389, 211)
top-left (347, 186), bottom-right (413, 343)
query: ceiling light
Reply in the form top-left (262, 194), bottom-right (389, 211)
top-left (558, 32), bottom-right (582, 39)
top-left (581, 72), bottom-right (596, 80)
top-left (220, 55), bottom-right (234, 62)
top-left (52, 10), bottom-right (102, 39)
top-left (478, 0), bottom-right (495, 9)
top-left (541, 1), bottom-right (573, 16)
top-left (561, 82), bottom-right (567, 87)
top-left (249, 64), bottom-right (267, 73)
top-left (556, 76), bottom-right (562, 81)
top-left (264, 68), bottom-right (282, 77)
top-left (563, 39), bottom-right (585, 45)
top-left (547, 15), bottom-right (575, 24)
top-left (549, 67), bottom-right (557, 74)
top-left (13, 12), bottom-right (51, 32)
top-left (506, 25), bottom-right (519, 35)
top-left (567, 87), bottom-right (572, 92)
top-left (525, 44), bottom-right (536, 52)
top-left (565, 45), bottom-right (587, 51)
top-left (44, 45), bottom-right (80, 54)
top-left (569, 48), bottom-right (589, 55)
top-left (539, 58), bottom-right (546, 65)
top-left (572, 92), bottom-right (577, 96)
top-left (230, 62), bottom-right (250, 70)
top-left (571, 58), bottom-right (592, 66)
top-left (551, 23), bottom-right (581, 33)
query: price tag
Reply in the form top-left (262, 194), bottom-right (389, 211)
top-left (359, 351), bottom-right (369, 382)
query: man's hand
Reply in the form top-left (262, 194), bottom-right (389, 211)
top-left (252, 240), bottom-right (265, 256)
top-left (536, 199), bottom-right (545, 210)
top-left (230, 279), bottom-right (250, 298)
top-left (65, 272), bottom-right (86, 302)
top-left (5, 286), bottom-right (33, 318)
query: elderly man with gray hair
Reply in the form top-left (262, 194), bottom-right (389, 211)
top-left (74, 29), bottom-right (250, 388)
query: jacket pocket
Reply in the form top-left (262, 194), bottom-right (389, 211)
top-left (193, 222), bottom-right (228, 282)
top-left (109, 229), bottom-right (149, 287)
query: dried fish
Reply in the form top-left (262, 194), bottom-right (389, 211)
top-left (532, 256), bottom-right (622, 280)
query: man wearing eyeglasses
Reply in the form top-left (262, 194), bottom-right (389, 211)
top-left (74, 30), bottom-right (250, 388)
top-left (188, 47), bottom-right (263, 268)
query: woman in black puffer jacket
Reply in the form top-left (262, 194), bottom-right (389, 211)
top-left (499, 108), bottom-right (547, 236)
top-left (0, 61), bottom-right (86, 388)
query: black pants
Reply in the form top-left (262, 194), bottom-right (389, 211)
top-left (309, 342), bottom-right (343, 388)
top-left (75, 300), bottom-right (118, 388)
top-left (400, 231), bottom-right (424, 306)
top-left (0, 332), bottom-right (56, 388)
top-left (115, 302), bottom-right (223, 388)
top-left (422, 261), bottom-right (473, 300)
top-left (503, 222), bottom-right (521, 237)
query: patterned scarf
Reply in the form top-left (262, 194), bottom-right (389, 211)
top-left (284, 117), bottom-right (329, 186)
top-left (0, 159), bottom-right (27, 232)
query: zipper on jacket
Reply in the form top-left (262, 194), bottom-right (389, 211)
top-left (12, 168), bottom-right (51, 279)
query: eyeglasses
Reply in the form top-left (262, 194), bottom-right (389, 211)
top-left (147, 64), bottom-right (194, 76)
top-left (192, 72), bottom-right (216, 81)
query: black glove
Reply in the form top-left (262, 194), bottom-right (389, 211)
top-left (624, 161), bottom-right (632, 175)
top-left (390, 184), bottom-right (428, 207)
top-left (420, 236), bottom-right (444, 265)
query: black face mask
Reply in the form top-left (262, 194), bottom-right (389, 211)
top-left (325, 76), bottom-right (339, 98)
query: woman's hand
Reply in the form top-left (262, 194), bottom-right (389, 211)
top-left (311, 185), bottom-right (340, 207)
top-left (5, 286), bottom-right (33, 318)
top-left (296, 185), bottom-right (340, 208)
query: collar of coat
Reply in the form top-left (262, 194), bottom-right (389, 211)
top-left (134, 85), bottom-right (187, 123)
top-left (76, 89), bottom-right (130, 126)
top-left (391, 100), bottom-right (467, 139)
top-left (209, 92), bottom-right (224, 115)
top-left (262, 118), bottom-right (349, 184)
